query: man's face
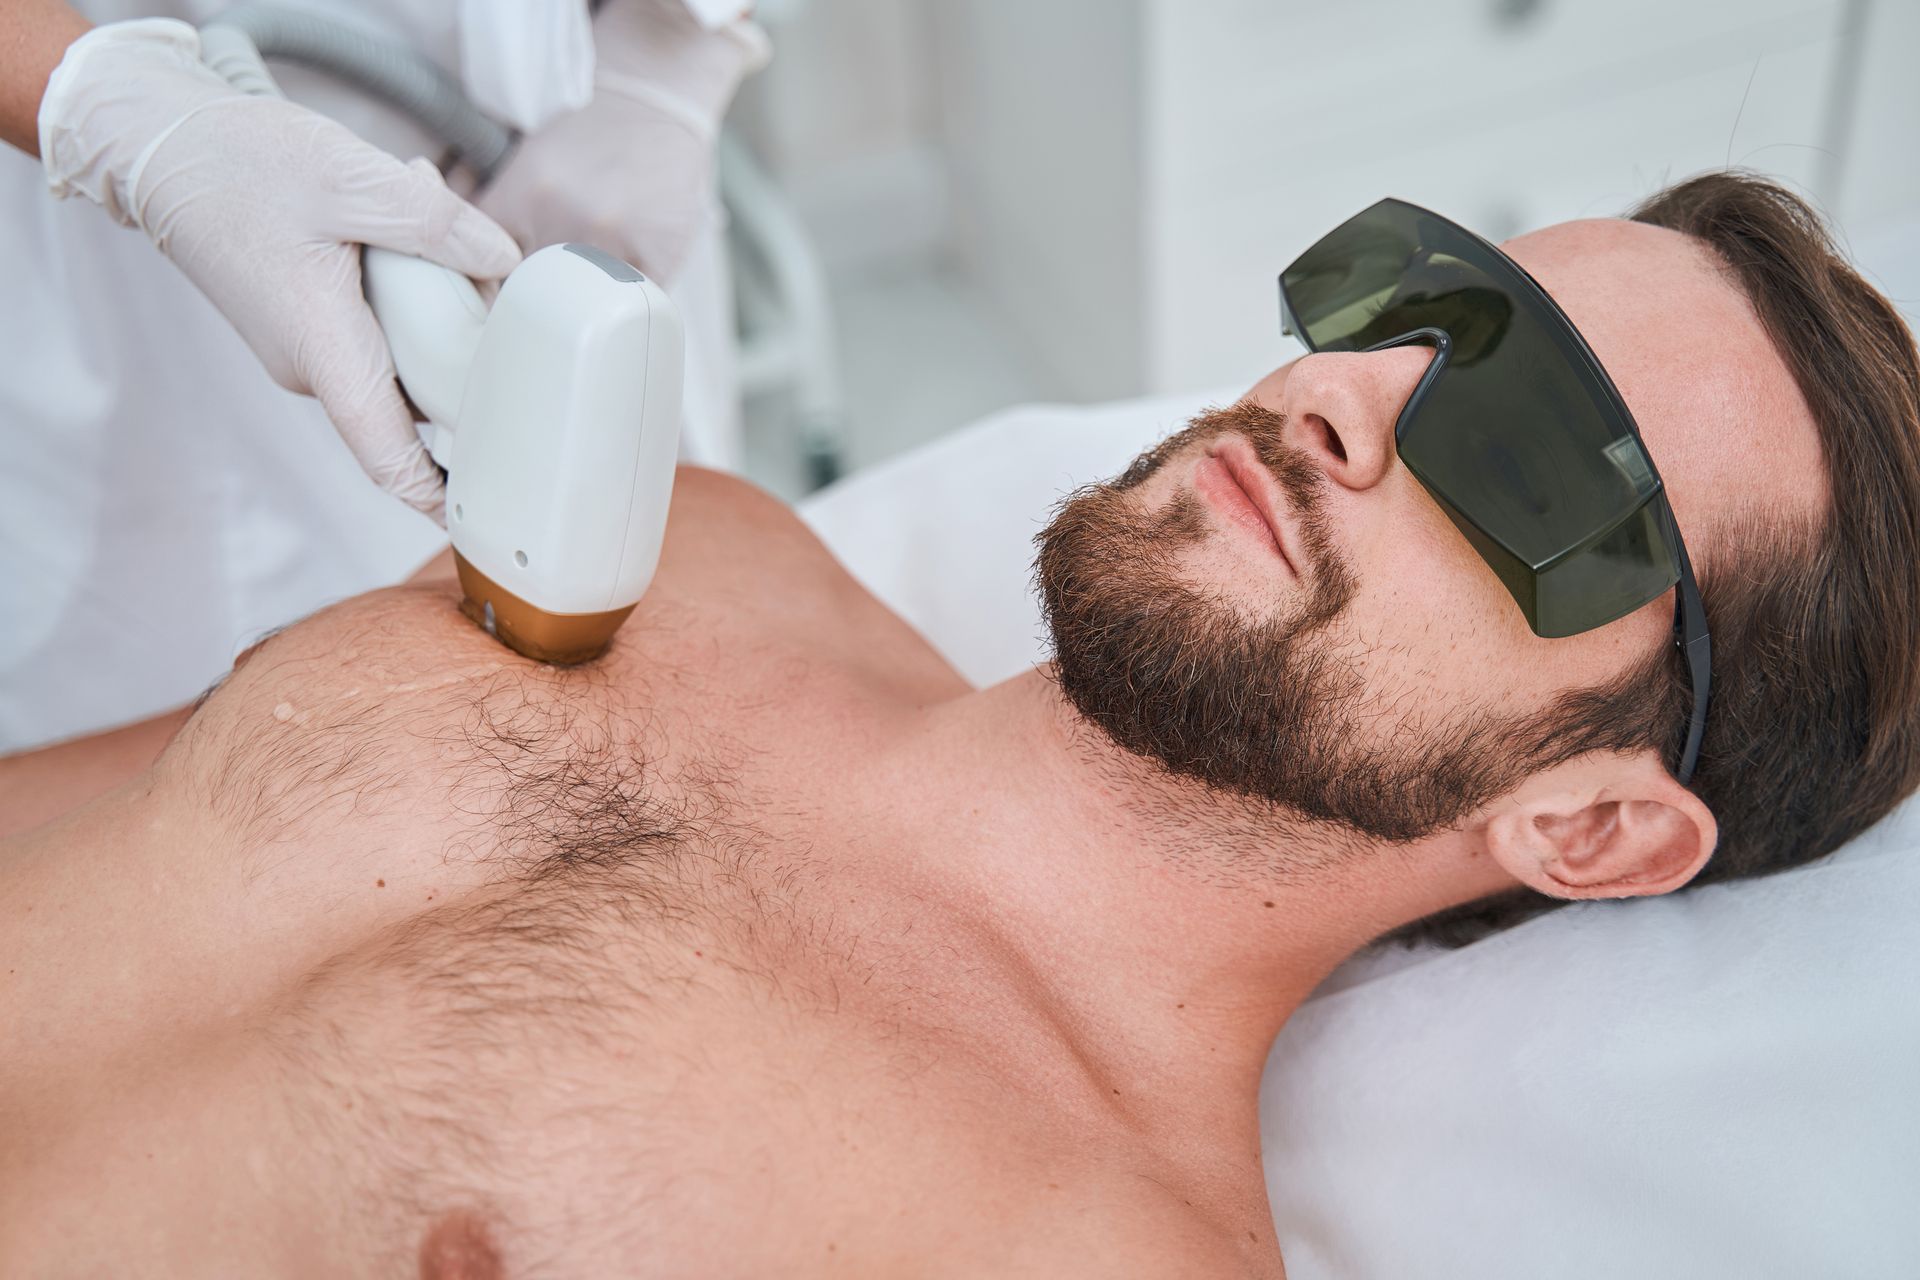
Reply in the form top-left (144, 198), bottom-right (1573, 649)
top-left (1036, 217), bottom-right (1823, 842)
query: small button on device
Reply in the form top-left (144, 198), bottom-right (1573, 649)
top-left (561, 243), bottom-right (645, 283)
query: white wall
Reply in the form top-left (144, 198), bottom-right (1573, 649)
top-left (1138, 0), bottom-right (1853, 392)
top-left (737, 0), bottom-right (1912, 415)
top-left (731, 0), bottom-right (948, 269)
top-left (1827, 0), bottom-right (1920, 236)
top-left (930, 1), bottom-right (1148, 400)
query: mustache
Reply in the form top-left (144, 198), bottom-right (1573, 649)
top-left (1123, 400), bottom-right (1348, 600)
top-left (1115, 400), bottom-right (1296, 490)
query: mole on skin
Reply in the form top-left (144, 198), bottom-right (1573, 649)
top-left (418, 1210), bottom-right (503, 1280)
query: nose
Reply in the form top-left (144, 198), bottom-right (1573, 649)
top-left (1277, 346), bottom-right (1438, 491)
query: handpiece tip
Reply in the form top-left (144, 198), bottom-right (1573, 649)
top-left (454, 551), bottom-right (636, 666)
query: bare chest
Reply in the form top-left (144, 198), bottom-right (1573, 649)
top-left (207, 654), bottom-right (1273, 1273)
top-left (251, 838), bottom-right (1262, 1278)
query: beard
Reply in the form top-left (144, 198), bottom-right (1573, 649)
top-left (1034, 400), bottom-right (1565, 843)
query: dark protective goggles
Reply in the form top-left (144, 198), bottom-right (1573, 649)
top-left (1277, 198), bottom-right (1711, 784)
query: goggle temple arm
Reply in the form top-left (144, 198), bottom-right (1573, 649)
top-left (1672, 531), bottom-right (1712, 787)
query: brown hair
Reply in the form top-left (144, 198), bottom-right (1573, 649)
top-left (1393, 170), bottom-right (1920, 948)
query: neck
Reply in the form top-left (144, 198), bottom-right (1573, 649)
top-left (855, 667), bottom-right (1510, 1145)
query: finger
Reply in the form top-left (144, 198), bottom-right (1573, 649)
top-left (328, 151), bottom-right (523, 281)
top-left (306, 302), bottom-right (449, 524)
top-left (400, 157), bottom-right (525, 280)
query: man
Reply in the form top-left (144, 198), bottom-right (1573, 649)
top-left (6, 172), bottom-right (1918, 1275)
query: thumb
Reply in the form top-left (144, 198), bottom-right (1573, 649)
top-left (308, 302), bottom-right (449, 523)
top-left (331, 153), bottom-right (523, 282)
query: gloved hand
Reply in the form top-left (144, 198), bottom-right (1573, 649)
top-left (38, 18), bottom-right (523, 520)
top-left (476, 0), bottom-right (769, 286)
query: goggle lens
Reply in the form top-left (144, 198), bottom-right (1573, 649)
top-left (1280, 199), bottom-right (1682, 638)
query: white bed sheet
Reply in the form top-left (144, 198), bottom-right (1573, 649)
top-left (798, 388), bottom-right (1920, 1279)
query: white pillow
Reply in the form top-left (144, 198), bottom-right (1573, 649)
top-left (799, 391), bottom-right (1214, 686)
top-left (799, 392), bottom-right (1920, 1278)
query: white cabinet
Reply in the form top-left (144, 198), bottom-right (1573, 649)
top-left (935, 0), bottom-right (1873, 399)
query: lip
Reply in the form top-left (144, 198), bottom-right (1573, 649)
top-left (1203, 438), bottom-right (1298, 575)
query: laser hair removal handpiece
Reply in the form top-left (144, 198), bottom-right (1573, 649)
top-left (363, 243), bottom-right (685, 664)
top-left (191, 19), bottom-right (680, 662)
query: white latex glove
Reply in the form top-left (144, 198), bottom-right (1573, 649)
top-left (476, 0), bottom-right (769, 285)
top-left (39, 18), bottom-right (523, 520)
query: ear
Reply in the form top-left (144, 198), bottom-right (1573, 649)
top-left (1482, 751), bottom-right (1718, 900)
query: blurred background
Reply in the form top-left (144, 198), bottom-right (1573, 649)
top-left (718, 0), bottom-right (1920, 499)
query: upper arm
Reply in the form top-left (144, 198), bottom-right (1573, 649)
top-left (0, 705), bottom-right (194, 840)
top-left (1005, 1203), bottom-right (1269, 1279)
top-left (918, 1174), bottom-right (1272, 1280)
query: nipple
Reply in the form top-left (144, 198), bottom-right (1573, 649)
top-left (418, 1209), bottom-right (503, 1280)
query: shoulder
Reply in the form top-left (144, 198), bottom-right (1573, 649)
top-left (652, 464), bottom-right (970, 698)
top-left (843, 1098), bottom-right (1280, 1279)
top-left (656, 464), bottom-right (859, 606)
top-left (1023, 1191), bottom-right (1278, 1279)
top-left (926, 1179), bottom-right (1279, 1280)
top-left (668, 462), bottom-right (800, 532)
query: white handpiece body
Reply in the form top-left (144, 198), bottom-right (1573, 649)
top-left (197, 23), bottom-right (682, 633)
top-left (364, 243), bottom-right (684, 616)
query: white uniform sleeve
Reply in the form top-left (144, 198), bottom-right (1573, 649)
top-left (455, 0), bottom-right (596, 132)
top-left (676, 0), bottom-right (753, 32)
top-left (452, 0), bottom-right (754, 133)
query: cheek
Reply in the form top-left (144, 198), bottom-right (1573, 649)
top-left (1242, 361), bottom-right (1312, 425)
top-left (1246, 365), bottom-right (1292, 407)
top-left (1374, 476), bottom-right (1675, 696)
top-left (1347, 510), bottom-right (1667, 715)
top-left (1342, 485), bottom-right (1572, 706)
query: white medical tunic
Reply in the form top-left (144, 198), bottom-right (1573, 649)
top-left (0, 0), bottom-right (739, 752)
